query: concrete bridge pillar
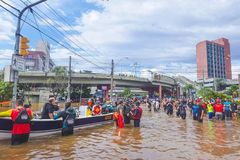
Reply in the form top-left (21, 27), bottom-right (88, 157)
top-left (159, 85), bottom-right (162, 99)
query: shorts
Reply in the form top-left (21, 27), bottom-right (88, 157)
top-left (208, 112), bottom-right (214, 119)
top-left (215, 112), bottom-right (224, 120)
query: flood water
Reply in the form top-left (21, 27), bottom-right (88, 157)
top-left (1, 106), bottom-right (240, 160)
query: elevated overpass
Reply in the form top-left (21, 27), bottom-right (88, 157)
top-left (17, 71), bottom-right (177, 98)
top-left (18, 71), bottom-right (176, 88)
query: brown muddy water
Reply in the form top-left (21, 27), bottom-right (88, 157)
top-left (0, 106), bottom-right (240, 160)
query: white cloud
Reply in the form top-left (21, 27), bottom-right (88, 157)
top-left (69, 0), bottom-right (240, 80)
top-left (0, 49), bottom-right (13, 69)
top-left (0, 9), bottom-right (15, 43)
top-left (1, 0), bottom-right (240, 80)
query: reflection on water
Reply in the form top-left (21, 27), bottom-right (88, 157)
top-left (0, 107), bottom-right (240, 159)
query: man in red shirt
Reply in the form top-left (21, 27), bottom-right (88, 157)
top-left (131, 101), bottom-right (143, 127)
top-left (214, 100), bottom-right (223, 120)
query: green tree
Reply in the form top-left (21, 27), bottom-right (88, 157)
top-left (118, 88), bottom-right (132, 98)
top-left (183, 84), bottom-right (194, 98)
top-left (0, 71), bottom-right (3, 81)
top-left (17, 83), bottom-right (33, 102)
top-left (197, 88), bottom-right (230, 101)
top-left (216, 79), bottom-right (227, 91)
top-left (0, 80), bottom-right (13, 101)
top-left (225, 85), bottom-right (238, 97)
top-left (47, 66), bottom-right (68, 97)
top-left (70, 85), bottom-right (91, 101)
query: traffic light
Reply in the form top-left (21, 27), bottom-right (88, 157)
top-left (19, 36), bottom-right (29, 56)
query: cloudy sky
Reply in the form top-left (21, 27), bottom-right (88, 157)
top-left (0, 0), bottom-right (239, 80)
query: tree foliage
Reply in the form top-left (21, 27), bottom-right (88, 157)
top-left (0, 80), bottom-right (13, 101)
top-left (71, 85), bottom-right (91, 101)
top-left (183, 84), bottom-right (195, 98)
top-left (118, 88), bottom-right (132, 98)
top-left (197, 88), bottom-right (231, 101)
top-left (216, 78), bottom-right (227, 91)
top-left (17, 83), bottom-right (34, 102)
top-left (225, 85), bottom-right (239, 97)
top-left (47, 66), bottom-right (68, 97)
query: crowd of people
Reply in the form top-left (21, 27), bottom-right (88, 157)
top-left (3, 94), bottom-right (238, 146)
top-left (113, 99), bottom-right (143, 128)
top-left (146, 97), bottom-right (240, 122)
top-left (0, 96), bottom-right (144, 145)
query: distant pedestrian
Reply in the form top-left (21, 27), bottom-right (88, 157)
top-left (131, 101), bottom-right (142, 127)
top-left (207, 101), bottom-right (214, 120)
top-left (231, 99), bottom-right (238, 120)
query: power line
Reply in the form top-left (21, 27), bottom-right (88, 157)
top-left (24, 0), bottom-right (107, 65)
top-left (43, 2), bottom-right (108, 61)
top-left (12, 0), bottom-right (109, 72)
top-left (0, 3), bottom-right (109, 72)
top-left (1, 0), bottom-right (20, 12)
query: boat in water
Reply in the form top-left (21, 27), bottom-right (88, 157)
top-left (0, 113), bottom-right (113, 140)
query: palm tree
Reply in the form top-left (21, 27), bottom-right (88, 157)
top-left (183, 84), bottom-right (194, 98)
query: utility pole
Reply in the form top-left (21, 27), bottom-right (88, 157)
top-left (67, 56), bottom-right (71, 101)
top-left (79, 83), bottom-right (83, 104)
top-left (12, 0), bottom-right (47, 108)
top-left (110, 59), bottom-right (114, 102)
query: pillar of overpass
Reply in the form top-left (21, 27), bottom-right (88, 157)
top-left (159, 85), bottom-right (162, 99)
top-left (105, 89), bottom-right (109, 101)
top-left (176, 86), bottom-right (180, 98)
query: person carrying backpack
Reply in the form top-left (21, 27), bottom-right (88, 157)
top-left (54, 101), bottom-right (76, 136)
top-left (0, 99), bottom-right (33, 145)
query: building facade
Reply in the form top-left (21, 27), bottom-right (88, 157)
top-left (196, 38), bottom-right (232, 80)
top-left (24, 41), bottom-right (54, 72)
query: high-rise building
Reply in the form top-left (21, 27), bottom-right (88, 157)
top-left (24, 41), bottom-right (54, 72)
top-left (196, 38), bottom-right (232, 80)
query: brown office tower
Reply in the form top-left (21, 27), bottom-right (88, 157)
top-left (196, 38), bottom-right (232, 80)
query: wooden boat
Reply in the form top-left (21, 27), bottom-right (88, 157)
top-left (0, 113), bottom-right (113, 140)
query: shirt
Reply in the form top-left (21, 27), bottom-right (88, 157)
top-left (231, 103), bottom-right (237, 112)
top-left (207, 104), bottom-right (214, 113)
top-left (214, 103), bottom-right (223, 112)
top-left (223, 101), bottom-right (231, 111)
top-left (41, 102), bottom-right (55, 119)
top-left (192, 105), bottom-right (199, 113)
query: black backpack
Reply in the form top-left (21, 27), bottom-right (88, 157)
top-left (14, 109), bottom-right (31, 124)
top-left (64, 114), bottom-right (75, 127)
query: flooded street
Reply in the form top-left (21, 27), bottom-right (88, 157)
top-left (1, 106), bottom-right (240, 160)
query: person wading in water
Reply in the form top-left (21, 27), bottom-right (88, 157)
top-left (54, 101), bottom-right (76, 136)
top-left (131, 101), bottom-right (143, 127)
top-left (0, 99), bottom-right (33, 145)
